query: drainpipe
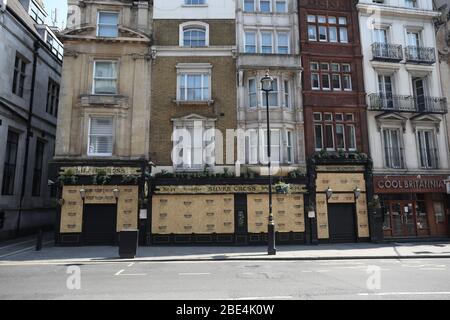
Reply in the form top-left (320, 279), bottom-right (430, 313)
top-left (16, 41), bottom-right (39, 237)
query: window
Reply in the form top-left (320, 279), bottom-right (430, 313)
top-left (244, 0), bottom-right (255, 12)
top-left (46, 78), bottom-right (60, 117)
top-left (313, 112), bottom-right (357, 152)
top-left (310, 62), bottom-right (352, 92)
top-left (29, 0), bottom-right (45, 24)
top-left (247, 129), bottom-right (258, 164)
top-left (185, 0), bottom-right (206, 4)
top-left (12, 54), bottom-right (27, 97)
top-left (245, 32), bottom-right (257, 53)
top-left (97, 12), bottom-right (119, 38)
top-left (307, 14), bottom-right (349, 43)
top-left (284, 80), bottom-right (290, 108)
top-left (32, 140), bottom-right (45, 196)
top-left (286, 130), bottom-right (293, 163)
top-left (173, 121), bottom-right (215, 170)
top-left (93, 61), bottom-right (118, 95)
top-left (248, 79), bottom-right (257, 108)
top-left (183, 27), bottom-right (206, 47)
top-left (2, 131), bottom-right (19, 195)
top-left (88, 118), bottom-right (114, 156)
top-left (263, 129), bottom-right (281, 163)
top-left (268, 78), bottom-right (279, 107)
top-left (277, 33), bottom-right (289, 54)
top-left (417, 130), bottom-right (437, 169)
top-left (179, 74), bottom-right (210, 101)
top-left (261, 32), bottom-right (273, 53)
top-left (260, 0), bottom-right (271, 13)
top-left (275, 0), bottom-right (286, 13)
top-left (378, 75), bottom-right (394, 108)
top-left (383, 128), bottom-right (403, 169)
top-left (405, 0), bottom-right (417, 8)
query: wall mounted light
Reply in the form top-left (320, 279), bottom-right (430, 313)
top-left (79, 188), bottom-right (86, 200)
top-left (325, 187), bottom-right (333, 200)
top-left (113, 188), bottom-right (120, 200)
top-left (354, 187), bottom-right (361, 200)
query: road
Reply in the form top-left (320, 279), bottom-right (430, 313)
top-left (1, 258), bottom-right (450, 300)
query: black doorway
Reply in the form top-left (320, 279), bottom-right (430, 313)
top-left (328, 203), bottom-right (357, 243)
top-left (82, 204), bottom-right (117, 245)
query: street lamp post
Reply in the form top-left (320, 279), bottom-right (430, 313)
top-left (261, 71), bottom-right (276, 256)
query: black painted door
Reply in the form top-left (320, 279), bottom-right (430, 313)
top-left (234, 194), bottom-right (248, 245)
top-left (328, 204), bottom-right (357, 243)
top-left (82, 204), bottom-right (117, 245)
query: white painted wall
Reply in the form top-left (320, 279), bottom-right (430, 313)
top-left (358, 0), bottom-right (433, 10)
top-left (153, 0), bottom-right (235, 19)
top-left (359, 3), bottom-right (450, 173)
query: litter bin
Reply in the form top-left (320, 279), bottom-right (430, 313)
top-left (119, 229), bottom-right (138, 259)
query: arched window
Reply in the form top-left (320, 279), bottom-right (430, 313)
top-left (183, 27), bottom-right (206, 47)
top-left (179, 22), bottom-right (209, 47)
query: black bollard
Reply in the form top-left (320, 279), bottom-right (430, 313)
top-left (36, 229), bottom-right (43, 251)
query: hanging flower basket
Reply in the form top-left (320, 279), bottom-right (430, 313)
top-left (274, 181), bottom-right (290, 194)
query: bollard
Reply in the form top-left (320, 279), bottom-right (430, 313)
top-left (36, 229), bottom-right (43, 251)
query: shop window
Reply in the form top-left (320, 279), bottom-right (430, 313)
top-left (433, 202), bottom-right (445, 224)
top-left (415, 200), bottom-right (429, 230)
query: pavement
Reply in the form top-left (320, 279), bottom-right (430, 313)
top-left (0, 234), bottom-right (450, 264)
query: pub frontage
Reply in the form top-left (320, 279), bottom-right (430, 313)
top-left (375, 175), bottom-right (450, 240)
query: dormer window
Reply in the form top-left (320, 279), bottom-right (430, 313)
top-left (180, 22), bottom-right (209, 47)
top-left (97, 12), bottom-right (119, 38)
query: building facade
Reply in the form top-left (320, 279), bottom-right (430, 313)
top-left (0, 0), bottom-right (63, 240)
top-left (358, 0), bottom-right (450, 240)
top-left (299, 0), bottom-right (375, 244)
top-left (52, 0), bottom-right (152, 245)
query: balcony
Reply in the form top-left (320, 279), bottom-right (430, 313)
top-left (405, 46), bottom-right (436, 64)
top-left (371, 43), bottom-right (403, 62)
top-left (368, 94), bottom-right (448, 114)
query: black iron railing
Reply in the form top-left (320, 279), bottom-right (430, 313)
top-left (405, 46), bottom-right (436, 64)
top-left (368, 93), bottom-right (448, 114)
top-left (372, 42), bottom-right (403, 61)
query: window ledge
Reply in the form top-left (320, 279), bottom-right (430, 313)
top-left (174, 99), bottom-right (215, 106)
top-left (80, 94), bottom-right (129, 108)
top-left (182, 4), bottom-right (208, 8)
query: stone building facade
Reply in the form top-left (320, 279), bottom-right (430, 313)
top-left (52, 0), bottom-right (152, 245)
top-left (0, 0), bottom-right (63, 239)
top-left (358, 0), bottom-right (450, 240)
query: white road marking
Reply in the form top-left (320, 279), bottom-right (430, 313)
top-left (0, 239), bottom-right (35, 250)
top-left (316, 270), bottom-right (331, 273)
top-left (127, 263), bottom-right (134, 267)
top-left (179, 273), bottom-right (211, 276)
top-left (115, 269), bottom-right (125, 276)
top-left (118, 273), bottom-right (147, 276)
top-left (0, 241), bottom-right (53, 259)
top-left (226, 296), bottom-right (293, 300)
top-left (358, 292), bottom-right (450, 296)
top-left (420, 268), bottom-right (447, 271)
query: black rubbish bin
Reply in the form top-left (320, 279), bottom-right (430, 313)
top-left (119, 229), bottom-right (138, 259)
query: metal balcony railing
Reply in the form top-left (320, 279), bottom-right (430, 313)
top-left (405, 46), bottom-right (436, 64)
top-left (372, 42), bottom-right (403, 61)
top-left (368, 94), bottom-right (448, 114)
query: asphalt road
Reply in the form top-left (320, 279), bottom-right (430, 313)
top-left (1, 258), bottom-right (450, 300)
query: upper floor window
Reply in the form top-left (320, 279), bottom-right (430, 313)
top-left (1, 131), bottom-right (19, 196)
top-left (405, 0), bottom-right (418, 8)
top-left (179, 74), bottom-right (210, 101)
top-left (245, 32), bottom-right (257, 53)
top-left (247, 77), bottom-right (291, 108)
top-left (260, 0), bottom-right (272, 13)
top-left (93, 61), bottom-right (118, 95)
top-left (183, 27), bottom-right (206, 47)
top-left (46, 78), bottom-right (60, 117)
top-left (12, 54), bottom-right (28, 98)
top-left (97, 12), bottom-right (119, 38)
top-left (185, 0), bottom-right (206, 5)
top-left (417, 130), bottom-right (438, 169)
top-left (29, 0), bottom-right (45, 24)
top-left (307, 14), bottom-right (348, 44)
top-left (244, 0), bottom-right (255, 12)
top-left (88, 117), bottom-right (114, 157)
top-left (314, 112), bottom-right (356, 152)
top-left (244, 30), bottom-right (290, 54)
top-left (275, 0), bottom-right (287, 13)
top-left (246, 129), bottom-right (294, 165)
top-left (310, 62), bottom-right (352, 91)
top-left (180, 22), bottom-right (209, 47)
top-left (382, 128), bottom-right (403, 169)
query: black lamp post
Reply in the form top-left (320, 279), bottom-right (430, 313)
top-left (261, 71), bottom-right (276, 256)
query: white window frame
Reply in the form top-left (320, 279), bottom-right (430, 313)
top-left (260, 31), bottom-right (274, 54)
top-left (184, 0), bottom-right (207, 5)
top-left (259, 0), bottom-right (272, 13)
top-left (381, 127), bottom-right (404, 169)
top-left (176, 63), bottom-right (212, 102)
top-left (97, 11), bottom-right (119, 38)
top-left (275, 0), bottom-right (287, 13)
top-left (87, 117), bottom-right (114, 157)
top-left (244, 30), bottom-right (257, 53)
top-left (276, 32), bottom-right (290, 54)
top-left (244, 0), bottom-right (256, 12)
top-left (92, 60), bottom-right (118, 95)
top-left (286, 130), bottom-right (294, 164)
top-left (248, 78), bottom-right (257, 108)
top-left (179, 21), bottom-right (210, 47)
top-left (416, 128), bottom-right (438, 169)
top-left (283, 80), bottom-right (291, 108)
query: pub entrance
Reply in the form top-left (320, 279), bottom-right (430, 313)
top-left (82, 204), bottom-right (117, 245)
